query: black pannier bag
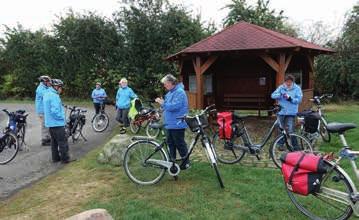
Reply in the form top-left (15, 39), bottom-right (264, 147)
top-left (298, 110), bottom-right (321, 133)
top-left (281, 152), bottom-right (328, 196)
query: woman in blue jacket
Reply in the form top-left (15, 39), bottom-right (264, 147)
top-left (271, 74), bottom-right (303, 148)
top-left (155, 74), bottom-right (190, 170)
top-left (116, 78), bottom-right (137, 133)
top-left (91, 82), bottom-right (107, 114)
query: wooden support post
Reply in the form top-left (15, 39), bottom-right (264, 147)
top-left (306, 55), bottom-right (315, 89)
top-left (276, 53), bottom-right (286, 87)
top-left (192, 56), bottom-right (218, 109)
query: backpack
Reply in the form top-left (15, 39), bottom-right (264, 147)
top-left (217, 112), bottom-right (234, 140)
top-left (281, 152), bottom-right (327, 196)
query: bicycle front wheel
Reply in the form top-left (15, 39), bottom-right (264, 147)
top-left (287, 160), bottom-right (353, 220)
top-left (0, 133), bottom-right (19, 165)
top-left (270, 133), bottom-right (313, 169)
top-left (123, 140), bottom-right (168, 185)
top-left (212, 132), bottom-right (246, 164)
top-left (17, 124), bottom-right (26, 149)
top-left (320, 118), bottom-right (331, 142)
top-left (92, 113), bottom-right (109, 132)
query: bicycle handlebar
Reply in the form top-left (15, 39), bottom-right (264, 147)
top-left (176, 104), bottom-right (216, 120)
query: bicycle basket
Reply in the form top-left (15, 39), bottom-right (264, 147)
top-left (185, 114), bottom-right (209, 132)
top-left (304, 112), bottom-right (320, 133)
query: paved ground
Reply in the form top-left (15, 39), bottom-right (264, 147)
top-left (0, 103), bottom-right (117, 199)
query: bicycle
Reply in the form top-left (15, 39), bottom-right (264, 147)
top-left (123, 104), bottom-right (225, 188)
top-left (2, 109), bottom-right (28, 150)
top-left (212, 105), bottom-right (313, 168)
top-left (91, 103), bottom-right (110, 132)
top-left (286, 122), bottom-right (358, 220)
top-left (297, 94), bottom-right (333, 145)
top-left (129, 101), bottom-right (161, 135)
top-left (64, 105), bottom-right (87, 143)
top-left (0, 122), bottom-right (19, 165)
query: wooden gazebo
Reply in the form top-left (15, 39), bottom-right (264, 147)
top-left (167, 22), bottom-right (334, 112)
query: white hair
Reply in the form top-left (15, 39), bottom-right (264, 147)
top-left (120, 78), bottom-right (128, 83)
top-left (160, 74), bottom-right (177, 85)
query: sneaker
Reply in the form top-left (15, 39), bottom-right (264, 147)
top-left (119, 127), bottom-right (127, 134)
top-left (180, 162), bottom-right (191, 170)
top-left (61, 158), bottom-right (77, 164)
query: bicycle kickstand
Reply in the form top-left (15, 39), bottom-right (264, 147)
top-left (81, 132), bottom-right (87, 142)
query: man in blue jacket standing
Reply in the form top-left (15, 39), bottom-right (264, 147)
top-left (155, 74), bottom-right (190, 170)
top-left (91, 82), bottom-right (107, 114)
top-left (271, 74), bottom-right (303, 148)
top-left (43, 79), bottom-right (73, 163)
top-left (116, 78), bottom-right (137, 133)
top-left (35, 75), bottom-right (51, 146)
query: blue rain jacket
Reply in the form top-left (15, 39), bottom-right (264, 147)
top-left (91, 88), bottom-right (107, 104)
top-left (271, 83), bottom-right (303, 116)
top-left (35, 83), bottom-right (49, 114)
top-left (162, 83), bottom-right (189, 129)
top-left (43, 87), bottom-right (66, 127)
top-left (116, 86), bottom-right (137, 109)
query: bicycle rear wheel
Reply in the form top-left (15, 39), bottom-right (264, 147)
top-left (92, 113), bottom-right (109, 132)
top-left (146, 122), bottom-right (160, 138)
top-left (123, 140), bottom-right (168, 185)
top-left (287, 160), bottom-right (353, 220)
top-left (270, 133), bottom-right (313, 169)
top-left (212, 132), bottom-right (246, 164)
top-left (0, 133), bottom-right (19, 165)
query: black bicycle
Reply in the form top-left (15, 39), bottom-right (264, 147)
top-left (91, 103), bottom-right (110, 132)
top-left (123, 104), bottom-right (224, 188)
top-left (0, 110), bottom-right (20, 164)
top-left (213, 105), bottom-right (313, 168)
top-left (64, 105), bottom-right (87, 143)
top-left (2, 109), bottom-right (28, 150)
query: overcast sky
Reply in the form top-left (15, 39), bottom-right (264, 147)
top-left (0, 0), bottom-right (357, 37)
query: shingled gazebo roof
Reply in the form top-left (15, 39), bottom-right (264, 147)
top-left (167, 21), bottom-right (334, 60)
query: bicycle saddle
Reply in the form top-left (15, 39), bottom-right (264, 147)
top-left (326, 122), bottom-right (357, 134)
top-left (149, 122), bottom-right (162, 129)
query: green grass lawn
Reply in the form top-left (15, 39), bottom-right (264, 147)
top-left (0, 103), bottom-right (358, 220)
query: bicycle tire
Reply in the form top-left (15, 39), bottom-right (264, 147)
top-left (129, 119), bottom-right (140, 134)
top-left (92, 113), bottom-right (109, 132)
top-left (270, 133), bottom-right (313, 169)
top-left (287, 160), bottom-right (353, 220)
top-left (0, 133), bottom-right (19, 165)
top-left (213, 163), bottom-right (225, 188)
top-left (145, 122), bottom-right (160, 138)
top-left (319, 118), bottom-right (331, 142)
top-left (123, 140), bottom-right (168, 185)
top-left (212, 132), bottom-right (246, 164)
top-left (17, 124), bottom-right (26, 149)
top-left (72, 121), bottom-right (82, 142)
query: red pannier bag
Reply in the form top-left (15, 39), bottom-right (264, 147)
top-left (217, 112), bottom-right (233, 140)
top-left (280, 152), bottom-right (327, 196)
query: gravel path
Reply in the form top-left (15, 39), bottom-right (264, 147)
top-left (0, 103), bottom-right (118, 199)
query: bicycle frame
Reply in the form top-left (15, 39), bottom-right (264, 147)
top-left (317, 134), bottom-right (359, 216)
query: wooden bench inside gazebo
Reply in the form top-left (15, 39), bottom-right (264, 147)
top-left (167, 21), bottom-right (334, 114)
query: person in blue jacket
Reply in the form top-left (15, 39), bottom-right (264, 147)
top-left (43, 79), bottom-right (73, 164)
top-left (116, 78), bottom-right (137, 133)
top-left (155, 74), bottom-right (190, 170)
top-left (35, 75), bottom-right (52, 146)
top-left (271, 74), bottom-right (303, 148)
top-left (91, 82), bottom-right (107, 114)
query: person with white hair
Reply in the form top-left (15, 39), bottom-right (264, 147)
top-left (115, 78), bottom-right (137, 133)
top-left (155, 74), bottom-right (190, 170)
top-left (35, 75), bottom-right (52, 146)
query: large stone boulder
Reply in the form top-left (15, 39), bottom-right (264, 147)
top-left (66, 209), bottom-right (113, 220)
top-left (97, 134), bottom-right (130, 166)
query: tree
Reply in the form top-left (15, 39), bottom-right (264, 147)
top-left (223, 0), bottom-right (298, 36)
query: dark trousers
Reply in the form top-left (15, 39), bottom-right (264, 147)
top-left (49, 126), bottom-right (69, 162)
top-left (278, 115), bottom-right (298, 148)
top-left (116, 108), bottom-right (130, 127)
top-left (166, 129), bottom-right (188, 161)
top-left (94, 103), bottom-right (104, 115)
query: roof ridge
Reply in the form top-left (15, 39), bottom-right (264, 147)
top-left (248, 23), bottom-right (298, 46)
top-left (178, 22), bottom-right (245, 54)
